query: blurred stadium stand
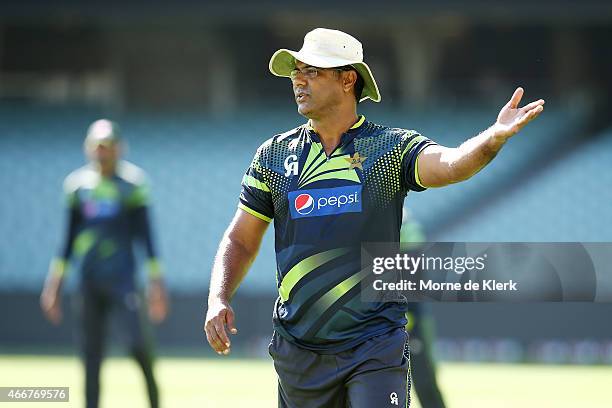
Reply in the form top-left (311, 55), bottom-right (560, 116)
top-left (1, 105), bottom-right (603, 292)
top-left (438, 126), bottom-right (612, 242)
top-left (391, 106), bottom-right (589, 237)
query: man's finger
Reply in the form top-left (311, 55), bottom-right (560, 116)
top-left (225, 309), bottom-right (238, 335)
top-left (153, 294), bottom-right (169, 322)
top-left (149, 300), bottom-right (167, 323)
top-left (205, 328), bottom-right (223, 354)
top-left (205, 321), bottom-right (226, 353)
top-left (211, 325), bottom-right (231, 355)
top-left (41, 297), bottom-right (62, 324)
top-left (508, 87), bottom-right (524, 109)
top-left (520, 99), bottom-right (545, 113)
top-left (204, 319), bottom-right (223, 352)
top-left (48, 306), bottom-right (62, 325)
top-left (516, 105), bottom-right (544, 128)
top-left (212, 313), bottom-right (231, 349)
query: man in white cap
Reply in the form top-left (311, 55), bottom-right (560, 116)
top-left (41, 119), bottom-right (168, 408)
top-left (205, 28), bottom-right (544, 407)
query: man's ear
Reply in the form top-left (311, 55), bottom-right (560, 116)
top-left (343, 71), bottom-right (357, 94)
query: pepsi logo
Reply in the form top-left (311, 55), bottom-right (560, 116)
top-left (288, 185), bottom-right (362, 219)
top-left (294, 193), bottom-right (315, 215)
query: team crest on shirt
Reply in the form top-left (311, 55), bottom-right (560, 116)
top-left (345, 152), bottom-right (367, 170)
top-left (284, 154), bottom-right (299, 177)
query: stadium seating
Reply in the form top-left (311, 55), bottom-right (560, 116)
top-left (377, 106), bottom-right (578, 235)
top-left (0, 105), bottom-right (604, 293)
top-left (436, 126), bottom-right (612, 242)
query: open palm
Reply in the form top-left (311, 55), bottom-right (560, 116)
top-left (495, 87), bottom-right (545, 140)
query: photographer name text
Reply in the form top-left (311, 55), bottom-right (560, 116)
top-left (373, 279), bottom-right (518, 292)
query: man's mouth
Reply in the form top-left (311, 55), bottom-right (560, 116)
top-left (295, 92), bottom-right (309, 102)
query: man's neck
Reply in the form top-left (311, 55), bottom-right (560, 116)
top-left (95, 162), bottom-right (117, 178)
top-left (309, 110), bottom-right (359, 156)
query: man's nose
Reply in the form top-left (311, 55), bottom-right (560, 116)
top-left (291, 74), bottom-right (308, 87)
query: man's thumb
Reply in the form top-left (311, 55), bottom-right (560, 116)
top-left (225, 308), bottom-right (238, 335)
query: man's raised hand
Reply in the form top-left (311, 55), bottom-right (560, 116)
top-left (493, 87), bottom-right (545, 141)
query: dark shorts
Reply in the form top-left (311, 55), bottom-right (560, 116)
top-left (73, 286), bottom-right (152, 352)
top-left (269, 328), bottom-right (411, 408)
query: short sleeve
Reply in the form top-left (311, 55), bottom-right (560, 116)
top-left (62, 172), bottom-right (80, 208)
top-left (400, 131), bottom-right (437, 192)
top-left (238, 146), bottom-right (274, 222)
top-left (119, 161), bottom-right (151, 208)
top-left (126, 182), bottom-right (150, 208)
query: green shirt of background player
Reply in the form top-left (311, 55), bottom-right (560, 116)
top-left (204, 29), bottom-right (544, 356)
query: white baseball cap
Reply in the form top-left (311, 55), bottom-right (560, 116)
top-left (84, 119), bottom-right (121, 149)
top-left (269, 28), bottom-right (381, 103)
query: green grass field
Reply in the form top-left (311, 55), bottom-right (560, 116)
top-left (1, 355), bottom-right (611, 407)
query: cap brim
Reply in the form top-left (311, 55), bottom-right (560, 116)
top-left (351, 62), bottom-right (381, 103)
top-left (269, 49), bottom-right (381, 103)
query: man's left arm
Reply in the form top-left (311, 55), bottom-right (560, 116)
top-left (418, 87), bottom-right (545, 188)
top-left (129, 182), bottom-right (169, 323)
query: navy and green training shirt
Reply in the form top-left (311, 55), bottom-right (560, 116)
top-left (58, 161), bottom-right (159, 293)
top-left (239, 116), bottom-right (436, 353)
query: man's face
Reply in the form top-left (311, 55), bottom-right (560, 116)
top-left (87, 141), bottom-right (120, 168)
top-left (291, 60), bottom-right (345, 118)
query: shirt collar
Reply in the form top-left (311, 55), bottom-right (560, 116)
top-left (306, 115), bottom-right (366, 140)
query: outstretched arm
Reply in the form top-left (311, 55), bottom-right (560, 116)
top-left (418, 87), bottom-right (545, 188)
top-left (204, 209), bottom-right (269, 355)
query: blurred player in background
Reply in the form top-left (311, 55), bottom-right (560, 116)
top-left (40, 119), bottom-right (168, 408)
top-left (205, 28), bottom-right (544, 407)
top-left (400, 209), bottom-right (446, 408)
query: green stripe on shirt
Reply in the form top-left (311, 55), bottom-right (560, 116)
top-left (238, 203), bottom-right (272, 222)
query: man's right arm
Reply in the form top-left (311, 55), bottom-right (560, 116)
top-left (416, 87), bottom-right (544, 188)
top-left (40, 205), bottom-right (80, 325)
top-left (204, 208), bottom-right (269, 355)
